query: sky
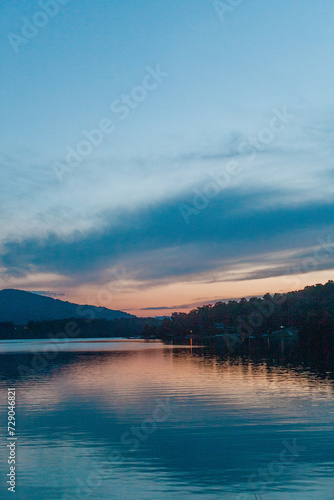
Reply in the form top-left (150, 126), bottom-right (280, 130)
top-left (1, 0), bottom-right (334, 316)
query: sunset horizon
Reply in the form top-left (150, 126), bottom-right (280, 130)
top-left (2, 273), bottom-right (334, 318)
top-left (2, 2), bottom-right (334, 320)
top-left (2, 3), bottom-right (334, 498)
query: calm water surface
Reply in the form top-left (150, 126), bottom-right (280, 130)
top-left (1, 340), bottom-right (334, 499)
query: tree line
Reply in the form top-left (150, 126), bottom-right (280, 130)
top-left (1, 281), bottom-right (334, 349)
top-left (156, 281), bottom-right (334, 348)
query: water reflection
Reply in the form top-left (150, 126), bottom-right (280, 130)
top-left (0, 346), bottom-right (334, 499)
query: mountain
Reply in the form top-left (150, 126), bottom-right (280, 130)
top-left (0, 289), bottom-right (134, 325)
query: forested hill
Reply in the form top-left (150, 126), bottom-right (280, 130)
top-left (157, 281), bottom-right (334, 346)
top-left (0, 289), bottom-right (134, 325)
top-left (1, 283), bottom-right (334, 346)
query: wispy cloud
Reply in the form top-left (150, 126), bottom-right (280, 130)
top-left (2, 110), bottom-right (334, 298)
top-left (29, 290), bottom-right (65, 298)
top-left (2, 184), bottom-right (334, 293)
top-left (140, 304), bottom-right (192, 311)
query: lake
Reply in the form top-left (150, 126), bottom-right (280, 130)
top-left (1, 340), bottom-right (334, 499)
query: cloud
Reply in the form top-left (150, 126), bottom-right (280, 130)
top-left (141, 307), bottom-right (172, 311)
top-left (2, 183), bottom-right (334, 295)
top-left (2, 109), bottom-right (334, 294)
top-left (2, 110), bottom-right (334, 247)
top-left (141, 291), bottom-right (274, 311)
top-left (140, 304), bottom-right (192, 311)
top-left (29, 291), bottom-right (65, 298)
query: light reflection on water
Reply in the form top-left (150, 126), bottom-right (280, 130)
top-left (0, 341), bottom-right (334, 499)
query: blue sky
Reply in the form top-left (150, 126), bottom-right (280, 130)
top-left (1, 0), bottom-right (334, 315)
